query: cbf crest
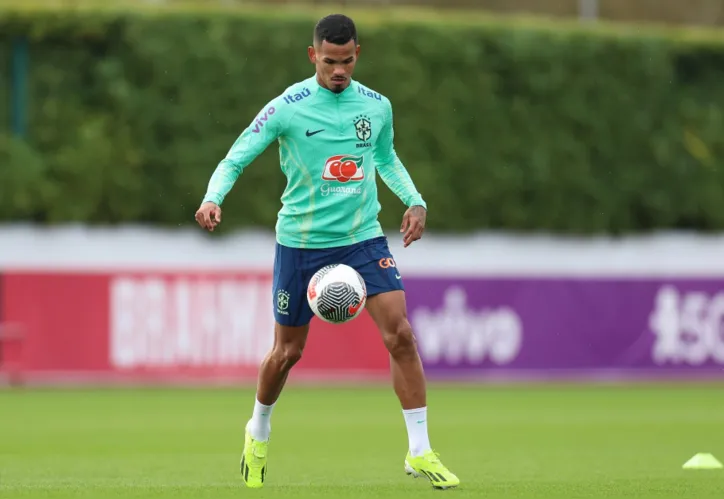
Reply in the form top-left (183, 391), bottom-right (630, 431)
top-left (354, 114), bottom-right (372, 142)
top-left (276, 289), bottom-right (290, 315)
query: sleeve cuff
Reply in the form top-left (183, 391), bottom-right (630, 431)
top-left (409, 196), bottom-right (427, 210)
top-left (202, 194), bottom-right (223, 206)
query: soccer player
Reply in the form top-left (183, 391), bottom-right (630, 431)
top-left (195, 14), bottom-right (459, 490)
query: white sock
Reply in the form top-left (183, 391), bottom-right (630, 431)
top-left (247, 398), bottom-right (275, 442)
top-left (403, 407), bottom-right (432, 457)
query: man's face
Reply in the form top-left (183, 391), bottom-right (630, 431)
top-left (308, 40), bottom-right (360, 93)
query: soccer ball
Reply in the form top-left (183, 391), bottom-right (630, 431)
top-left (307, 264), bottom-right (367, 324)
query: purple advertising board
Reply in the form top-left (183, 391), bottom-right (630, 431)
top-left (404, 277), bottom-right (724, 379)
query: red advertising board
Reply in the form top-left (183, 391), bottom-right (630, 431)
top-left (0, 272), bottom-right (390, 383)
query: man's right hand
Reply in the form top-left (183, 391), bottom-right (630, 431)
top-left (195, 202), bottom-right (222, 232)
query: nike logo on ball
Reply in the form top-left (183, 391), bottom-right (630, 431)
top-left (306, 129), bottom-right (324, 137)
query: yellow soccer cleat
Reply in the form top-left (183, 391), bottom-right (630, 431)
top-left (404, 450), bottom-right (460, 489)
top-left (240, 427), bottom-right (269, 488)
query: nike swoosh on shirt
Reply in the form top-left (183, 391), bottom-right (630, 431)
top-left (306, 129), bottom-right (324, 137)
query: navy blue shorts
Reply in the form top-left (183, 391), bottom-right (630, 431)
top-left (272, 236), bottom-right (404, 327)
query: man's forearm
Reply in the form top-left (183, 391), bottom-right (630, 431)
top-left (377, 157), bottom-right (427, 209)
top-left (202, 159), bottom-right (242, 206)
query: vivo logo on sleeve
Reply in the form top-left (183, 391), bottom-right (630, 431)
top-left (251, 107), bottom-right (276, 133)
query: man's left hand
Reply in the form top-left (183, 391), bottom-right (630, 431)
top-left (400, 205), bottom-right (426, 248)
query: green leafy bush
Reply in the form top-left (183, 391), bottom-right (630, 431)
top-left (1, 7), bottom-right (724, 234)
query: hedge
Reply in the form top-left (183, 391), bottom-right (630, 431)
top-left (2, 7), bottom-right (724, 234)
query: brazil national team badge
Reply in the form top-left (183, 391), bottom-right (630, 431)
top-left (276, 289), bottom-right (290, 315)
top-left (354, 115), bottom-right (372, 142)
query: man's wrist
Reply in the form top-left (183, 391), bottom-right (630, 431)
top-left (409, 200), bottom-right (427, 211)
top-left (202, 194), bottom-right (222, 206)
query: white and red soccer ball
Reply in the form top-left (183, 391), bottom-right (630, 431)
top-left (307, 264), bottom-right (367, 324)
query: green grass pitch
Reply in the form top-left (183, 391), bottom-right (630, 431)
top-left (1, 382), bottom-right (723, 498)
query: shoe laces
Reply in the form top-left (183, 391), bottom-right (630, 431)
top-left (425, 450), bottom-right (442, 465)
top-left (250, 441), bottom-right (267, 461)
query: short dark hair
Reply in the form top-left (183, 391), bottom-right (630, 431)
top-left (314, 14), bottom-right (357, 46)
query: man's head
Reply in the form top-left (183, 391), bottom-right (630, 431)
top-left (308, 14), bottom-right (360, 93)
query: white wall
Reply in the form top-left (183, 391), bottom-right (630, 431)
top-left (2, 224), bottom-right (724, 277)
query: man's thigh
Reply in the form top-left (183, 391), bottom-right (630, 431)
top-left (272, 243), bottom-right (316, 327)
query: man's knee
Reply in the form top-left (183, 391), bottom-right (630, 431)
top-left (273, 340), bottom-right (304, 369)
top-left (271, 323), bottom-right (309, 369)
top-left (383, 318), bottom-right (417, 358)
